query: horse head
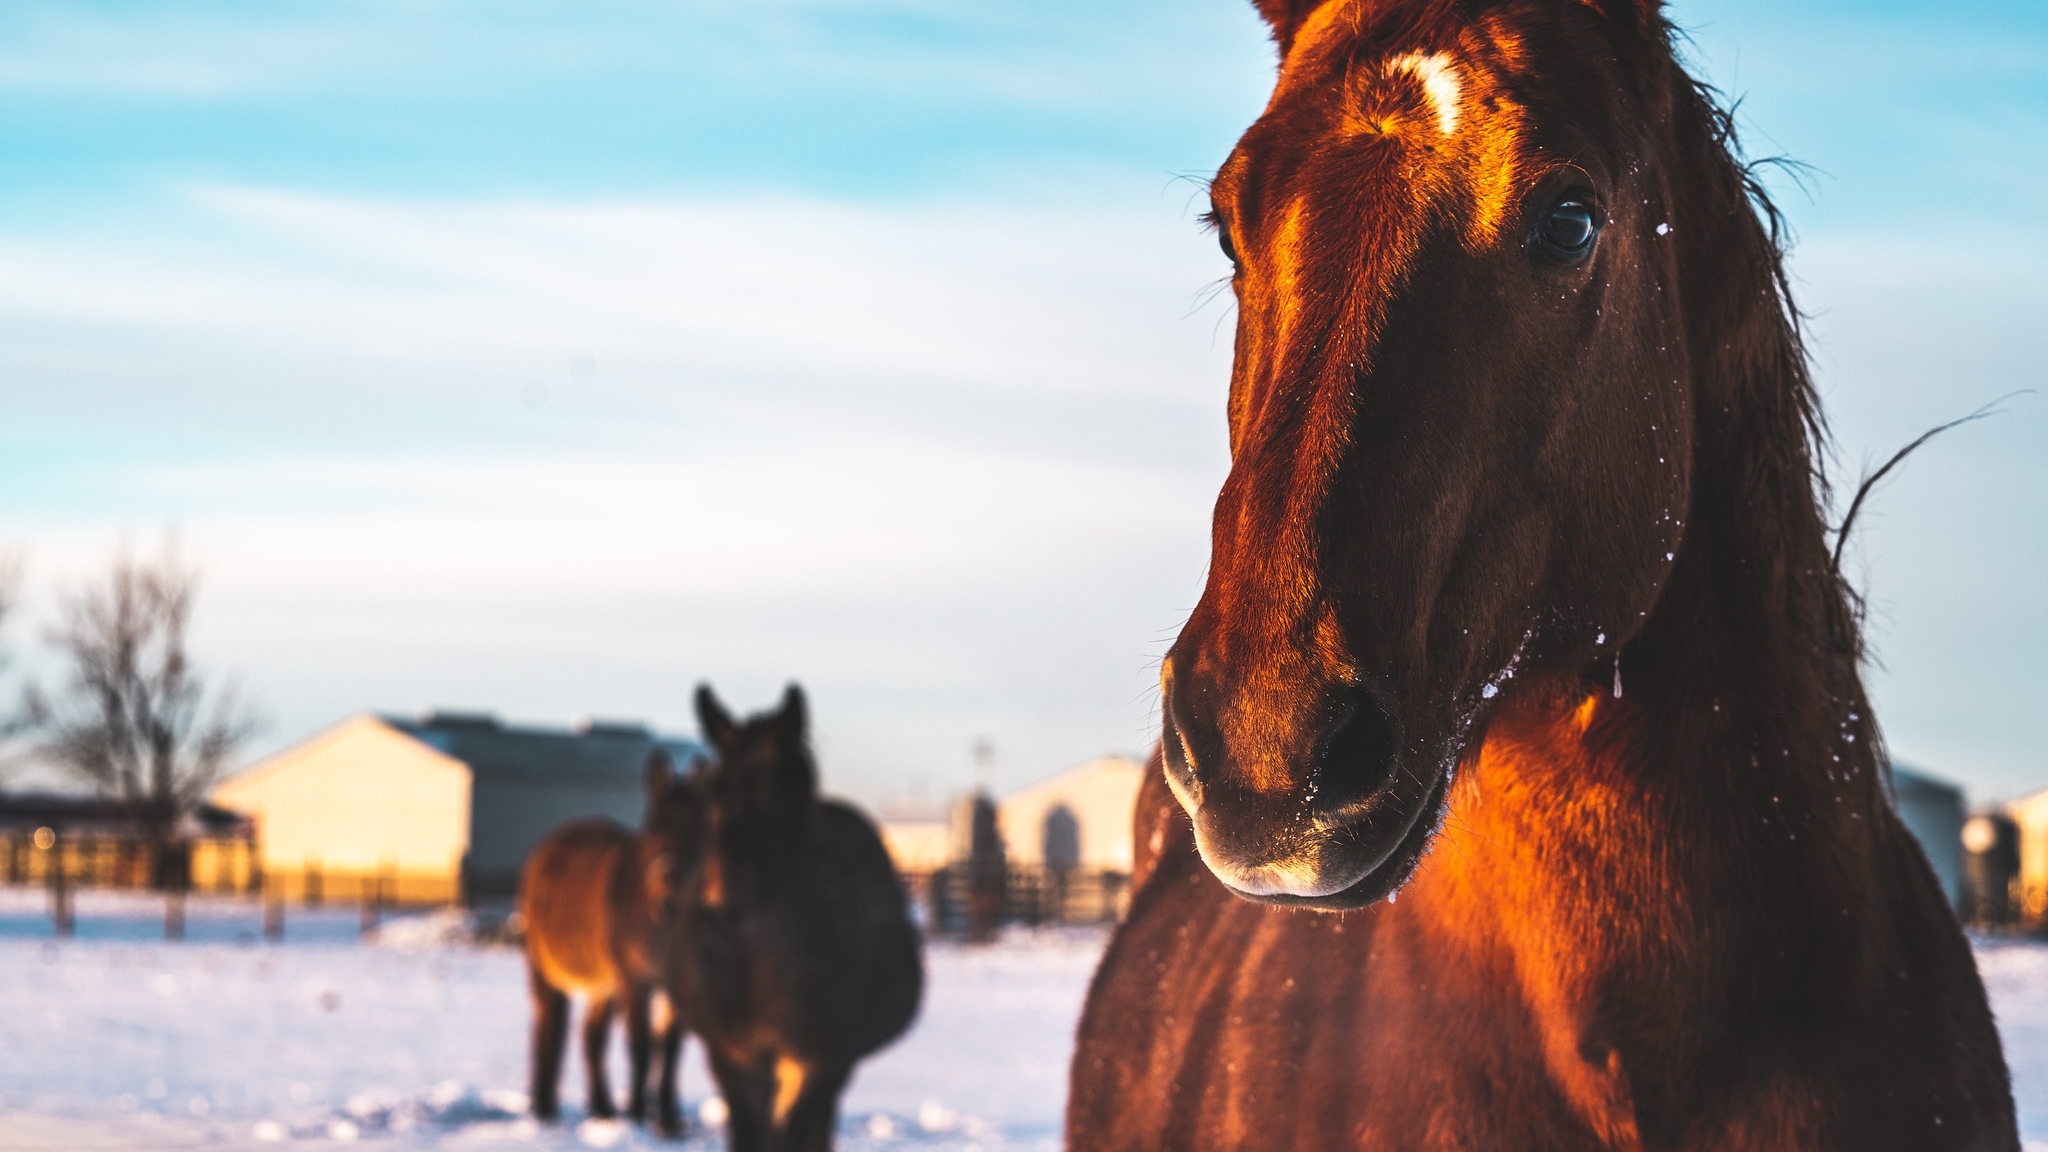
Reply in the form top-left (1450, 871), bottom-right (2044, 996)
top-left (1163, 0), bottom-right (1728, 908)
top-left (691, 684), bottom-right (819, 903)
top-left (639, 747), bottom-right (707, 919)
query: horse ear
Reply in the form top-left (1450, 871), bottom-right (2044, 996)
top-left (695, 684), bottom-right (736, 750)
top-left (1250, 0), bottom-right (1334, 54)
top-left (778, 683), bottom-right (808, 737)
top-left (643, 747), bottom-right (674, 803)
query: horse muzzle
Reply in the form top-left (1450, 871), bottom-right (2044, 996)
top-left (1161, 676), bottom-right (1446, 910)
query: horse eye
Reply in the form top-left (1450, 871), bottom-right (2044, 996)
top-left (1532, 197), bottom-right (1600, 263)
top-left (1204, 206), bottom-right (1241, 267)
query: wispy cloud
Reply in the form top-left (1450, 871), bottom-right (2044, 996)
top-left (0, 183), bottom-right (1233, 798)
top-left (0, 184), bottom-right (1232, 408)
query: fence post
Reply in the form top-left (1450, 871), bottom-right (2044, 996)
top-left (43, 828), bottom-right (73, 938)
top-left (359, 873), bottom-right (382, 938)
top-left (262, 888), bottom-right (284, 943)
top-left (164, 840), bottom-right (187, 942)
top-left (1101, 871), bottom-right (1126, 923)
top-left (927, 867), bottom-right (952, 936)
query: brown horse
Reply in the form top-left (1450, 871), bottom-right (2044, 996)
top-left (665, 685), bottom-right (923, 1152)
top-left (521, 751), bottom-right (695, 1135)
top-left (1068, 0), bottom-right (2016, 1148)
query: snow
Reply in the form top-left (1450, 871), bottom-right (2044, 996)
top-left (7, 890), bottom-right (2048, 1149)
top-left (1971, 938), bottom-right (2048, 1144)
top-left (0, 890), bottom-right (1096, 1150)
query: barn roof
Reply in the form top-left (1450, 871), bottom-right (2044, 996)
top-left (380, 710), bottom-right (706, 787)
top-left (0, 792), bottom-right (249, 836)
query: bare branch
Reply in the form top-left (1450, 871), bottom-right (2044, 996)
top-left (1828, 391), bottom-right (2035, 577)
top-left (0, 555), bottom-right (34, 767)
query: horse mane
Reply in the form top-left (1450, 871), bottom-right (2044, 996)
top-left (1675, 65), bottom-right (1859, 652)
top-left (1542, 19), bottom-right (1922, 845)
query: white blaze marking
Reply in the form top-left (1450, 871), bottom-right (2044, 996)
top-left (1388, 52), bottom-right (1462, 136)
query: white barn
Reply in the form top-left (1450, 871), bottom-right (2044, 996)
top-left (214, 711), bottom-right (703, 903)
top-left (997, 755), bottom-right (1146, 874)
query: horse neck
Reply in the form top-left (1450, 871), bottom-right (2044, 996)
top-left (1420, 82), bottom-right (1891, 976)
top-left (1422, 504), bottom-right (1888, 1063)
top-left (713, 804), bottom-right (817, 891)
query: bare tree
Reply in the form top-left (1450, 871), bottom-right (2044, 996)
top-left (29, 541), bottom-right (260, 887)
top-left (0, 553), bottom-right (31, 768)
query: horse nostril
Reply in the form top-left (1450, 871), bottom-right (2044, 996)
top-left (1312, 688), bottom-right (1401, 816)
top-left (1159, 693), bottom-right (1205, 808)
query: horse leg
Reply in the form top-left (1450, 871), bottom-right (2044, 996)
top-left (708, 1052), bottom-right (774, 1152)
top-left (527, 964), bottom-right (571, 1123)
top-left (654, 1015), bottom-right (686, 1138)
top-left (776, 1060), bottom-right (850, 1152)
top-left (623, 986), bottom-right (653, 1123)
top-left (582, 995), bottom-right (618, 1119)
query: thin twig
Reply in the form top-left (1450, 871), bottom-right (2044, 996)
top-left (1829, 390), bottom-right (2035, 575)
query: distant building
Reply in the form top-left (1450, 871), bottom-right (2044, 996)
top-left (1961, 810), bottom-right (2021, 926)
top-left (877, 808), bottom-right (952, 874)
top-left (1891, 765), bottom-right (1964, 911)
top-left (876, 756), bottom-right (1149, 877)
top-left (997, 755), bottom-right (1146, 874)
top-left (212, 711), bottom-right (703, 904)
top-left (2002, 784), bottom-right (2048, 924)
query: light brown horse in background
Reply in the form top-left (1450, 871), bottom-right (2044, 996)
top-left (521, 751), bottom-right (693, 1135)
top-left (1068, 0), bottom-right (2015, 1147)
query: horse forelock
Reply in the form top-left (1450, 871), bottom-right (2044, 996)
top-left (1225, 12), bottom-right (1549, 408)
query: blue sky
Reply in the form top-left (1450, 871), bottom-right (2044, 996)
top-left (0, 0), bottom-right (2043, 807)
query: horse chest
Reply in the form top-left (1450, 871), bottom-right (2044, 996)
top-left (1070, 850), bottom-right (1641, 1150)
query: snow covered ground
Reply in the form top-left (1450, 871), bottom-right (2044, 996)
top-left (5, 890), bottom-right (2048, 1149)
top-left (0, 891), bottom-right (1094, 1150)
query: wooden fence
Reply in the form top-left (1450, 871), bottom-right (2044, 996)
top-left (0, 825), bottom-right (461, 940)
top-left (907, 865), bottom-right (1131, 937)
top-left (0, 829), bottom-right (256, 892)
top-left (0, 829), bottom-right (459, 905)
top-left (5, 830), bottom-right (1130, 942)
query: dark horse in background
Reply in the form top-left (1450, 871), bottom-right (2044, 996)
top-left (521, 750), bottom-right (696, 1135)
top-left (667, 685), bottom-right (923, 1152)
top-left (1069, 0), bottom-right (2015, 1148)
